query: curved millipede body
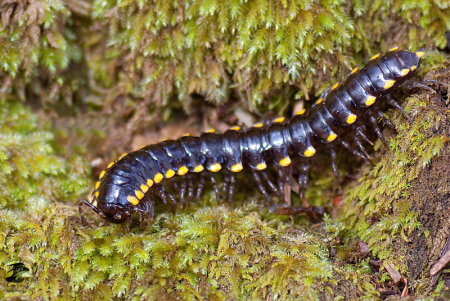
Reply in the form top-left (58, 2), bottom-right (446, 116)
top-left (82, 49), bottom-right (425, 224)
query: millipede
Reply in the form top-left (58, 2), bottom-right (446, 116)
top-left (80, 48), bottom-right (438, 225)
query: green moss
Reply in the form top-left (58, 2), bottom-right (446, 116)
top-left (1, 200), bottom-right (335, 300)
top-left (1, 0), bottom-right (450, 299)
top-left (0, 99), bottom-right (88, 208)
top-left (341, 85), bottom-right (449, 278)
top-left (87, 0), bottom-right (450, 118)
top-left (0, 99), bottom-right (88, 298)
top-left (0, 0), bottom-right (83, 105)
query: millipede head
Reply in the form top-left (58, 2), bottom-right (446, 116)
top-left (397, 50), bottom-right (424, 75)
top-left (96, 202), bottom-right (133, 224)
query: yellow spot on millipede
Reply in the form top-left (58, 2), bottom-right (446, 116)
top-left (383, 80), bottom-right (396, 90)
top-left (350, 67), bottom-right (359, 75)
top-left (346, 113), bottom-right (357, 124)
top-left (209, 163), bottom-right (222, 172)
top-left (315, 98), bottom-right (323, 105)
top-left (256, 162), bottom-right (267, 170)
top-left (182, 133), bottom-right (190, 137)
top-left (369, 54), bottom-right (380, 61)
top-left (165, 169), bottom-right (175, 178)
top-left (119, 153), bottom-right (127, 160)
top-left (140, 184), bottom-right (149, 193)
top-left (389, 47), bottom-right (399, 52)
top-left (253, 123), bottom-right (264, 128)
top-left (194, 165), bottom-right (204, 173)
top-left (95, 191), bottom-right (99, 198)
top-left (304, 146), bottom-right (316, 157)
top-left (230, 126), bottom-right (241, 131)
top-left (415, 51), bottom-right (425, 58)
top-left (147, 179), bottom-right (154, 187)
top-left (279, 157), bottom-right (291, 167)
top-left (274, 117), bottom-right (285, 123)
top-left (205, 129), bottom-right (215, 133)
top-left (135, 190), bottom-right (145, 200)
top-left (295, 109), bottom-right (306, 115)
top-left (327, 132), bottom-right (337, 142)
top-left (231, 163), bottom-right (243, 172)
top-left (127, 195), bottom-right (139, 206)
top-left (365, 95), bottom-right (376, 106)
top-left (400, 69), bottom-right (410, 76)
top-left (331, 83), bottom-right (339, 90)
top-left (107, 162), bottom-right (114, 168)
top-left (410, 65), bottom-right (417, 71)
top-left (154, 173), bottom-right (164, 183)
top-left (178, 166), bottom-right (189, 175)
top-left (95, 181), bottom-right (100, 189)
top-left (99, 170), bottom-right (106, 179)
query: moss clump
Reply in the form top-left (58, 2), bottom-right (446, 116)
top-left (1, 200), bottom-right (335, 300)
top-left (0, 99), bottom-right (88, 298)
top-left (0, 0), bottom-right (84, 105)
top-left (2, 0), bottom-right (450, 299)
top-left (0, 99), bottom-right (88, 208)
top-left (341, 66), bottom-right (450, 292)
top-left (86, 0), bottom-right (450, 119)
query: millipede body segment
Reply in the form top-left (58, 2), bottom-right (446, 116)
top-left (83, 49), bottom-right (424, 224)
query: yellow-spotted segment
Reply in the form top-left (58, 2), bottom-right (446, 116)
top-left (194, 165), bottom-right (204, 173)
top-left (231, 163), bottom-right (243, 172)
top-left (304, 146), bottom-right (316, 157)
top-left (84, 50), bottom-right (425, 225)
top-left (350, 67), bottom-right (359, 75)
top-left (209, 163), bottom-right (222, 172)
top-left (154, 173), bottom-right (164, 183)
top-left (295, 109), bottom-right (306, 115)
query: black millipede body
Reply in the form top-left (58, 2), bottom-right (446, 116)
top-left (81, 49), bottom-right (426, 225)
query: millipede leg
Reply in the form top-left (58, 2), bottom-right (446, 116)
top-left (196, 175), bottom-right (205, 199)
top-left (356, 123), bottom-right (373, 146)
top-left (297, 163), bottom-right (310, 198)
top-left (172, 180), bottom-right (180, 202)
top-left (372, 105), bottom-right (394, 128)
top-left (252, 170), bottom-right (271, 202)
top-left (355, 136), bottom-right (371, 159)
top-left (222, 171), bottom-right (230, 201)
top-left (386, 94), bottom-right (408, 118)
top-left (329, 145), bottom-right (340, 185)
top-left (403, 80), bottom-right (438, 94)
top-left (228, 174), bottom-right (236, 202)
top-left (79, 200), bottom-right (97, 225)
top-left (367, 114), bottom-right (385, 142)
top-left (285, 165), bottom-right (292, 187)
top-left (163, 185), bottom-right (177, 205)
top-left (157, 185), bottom-right (176, 205)
top-left (422, 79), bottom-right (450, 103)
top-left (178, 179), bottom-right (187, 207)
top-left (156, 186), bottom-right (167, 204)
top-left (339, 139), bottom-right (367, 160)
top-left (260, 170), bottom-right (282, 198)
top-left (186, 174), bottom-right (194, 203)
top-left (277, 167), bottom-right (285, 199)
top-left (209, 172), bottom-right (220, 200)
